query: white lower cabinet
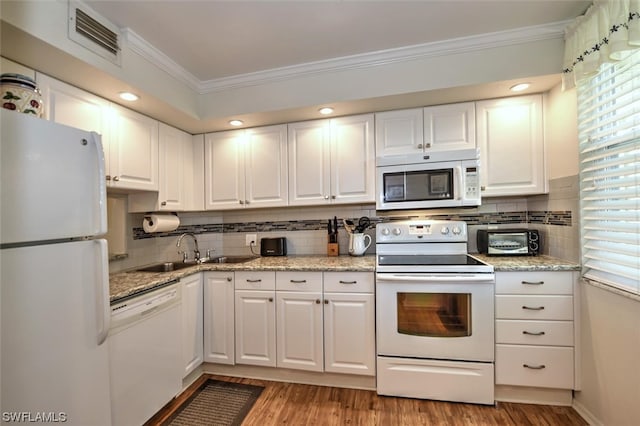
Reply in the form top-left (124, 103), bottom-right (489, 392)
top-left (323, 272), bottom-right (375, 376)
top-left (203, 271), bottom-right (235, 365)
top-left (234, 271), bottom-right (277, 367)
top-left (495, 271), bottom-right (578, 390)
top-left (276, 272), bottom-right (324, 372)
top-left (181, 273), bottom-right (203, 377)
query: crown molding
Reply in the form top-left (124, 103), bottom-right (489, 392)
top-left (124, 20), bottom-right (570, 96)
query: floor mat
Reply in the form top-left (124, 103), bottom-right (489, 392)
top-left (163, 379), bottom-right (264, 426)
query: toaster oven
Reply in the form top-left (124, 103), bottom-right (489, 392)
top-left (476, 229), bottom-right (540, 256)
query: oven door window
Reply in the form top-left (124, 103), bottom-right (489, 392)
top-left (397, 292), bottom-right (471, 337)
top-left (383, 169), bottom-right (453, 202)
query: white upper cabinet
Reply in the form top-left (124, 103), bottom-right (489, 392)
top-left (289, 114), bottom-right (374, 205)
top-left (376, 103), bottom-right (475, 157)
top-left (423, 102), bottom-right (476, 152)
top-left (476, 94), bottom-right (547, 197)
top-left (375, 108), bottom-right (424, 157)
top-left (37, 74), bottom-right (159, 192)
top-left (157, 123), bottom-right (189, 210)
top-left (37, 73), bottom-right (111, 161)
top-left (204, 124), bottom-right (287, 210)
top-left (108, 104), bottom-right (159, 191)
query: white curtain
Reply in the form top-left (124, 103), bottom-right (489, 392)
top-left (563, 0), bottom-right (640, 90)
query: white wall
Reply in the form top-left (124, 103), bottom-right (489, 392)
top-left (545, 84), bottom-right (579, 179)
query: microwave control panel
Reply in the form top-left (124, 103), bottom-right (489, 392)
top-left (463, 166), bottom-right (480, 201)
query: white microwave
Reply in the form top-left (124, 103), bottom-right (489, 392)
top-left (376, 149), bottom-right (481, 210)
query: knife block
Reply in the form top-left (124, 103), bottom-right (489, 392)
top-left (327, 242), bottom-right (339, 257)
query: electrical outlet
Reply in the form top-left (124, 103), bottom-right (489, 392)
top-left (246, 234), bottom-right (257, 246)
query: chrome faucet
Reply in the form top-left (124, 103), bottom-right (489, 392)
top-left (176, 232), bottom-right (200, 263)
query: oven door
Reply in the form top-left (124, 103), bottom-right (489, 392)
top-left (376, 273), bottom-right (494, 362)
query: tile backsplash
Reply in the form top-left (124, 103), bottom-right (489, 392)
top-left (109, 187), bottom-right (578, 274)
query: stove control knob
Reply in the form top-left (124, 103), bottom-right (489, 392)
top-left (452, 226), bottom-right (462, 235)
top-left (440, 227), bottom-right (450, 235)
top-left (392, 228), bottom-right (402, 236)
top-left (380, 228), bottom-right (390, 236)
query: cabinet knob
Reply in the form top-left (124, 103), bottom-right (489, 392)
top-left (105, 175), bottom-right (111, 181)
top-left (245, 200), bottom-right (250, 205)
top-left (239, 200), bottom-right (245, 205)
top-left (226, 277), bottom-right (232, 282)
top-left (481, 186), bottom-right (486, 191)
top-left (315, 299), bottom-right (321, 304)
top-left (324, 299), bottom-right (329, 304)
top-left (268, 297), bottom-right (273, 302)
top-left (113, 176), bottom-right (120, 182)
top-left (331, 195), bottom-right (336, 199)
top-left (425, 143), bottom-right (431, 148)
top-left (417, 144), bottom-right (423, 149)
top-left (161, 201), bottom-right (167, 206)
top-left (324, 195), bottom-right (329, 200)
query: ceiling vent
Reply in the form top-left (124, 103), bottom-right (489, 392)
top-left (68, 1), bottom-right (121, 65)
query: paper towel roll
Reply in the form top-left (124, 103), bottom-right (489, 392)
top-left (143, 214), bottom-right (180, 233)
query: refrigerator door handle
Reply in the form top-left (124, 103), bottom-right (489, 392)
top-left (90, 132), bottom-right (108, 235)
top-left (95, 239), bottom-right (110, 345)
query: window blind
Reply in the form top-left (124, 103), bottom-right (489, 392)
top-left (577, 49), bottom-right (640, 295)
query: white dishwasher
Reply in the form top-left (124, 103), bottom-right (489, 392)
top-left (109, 282), bottom-right (182, 426)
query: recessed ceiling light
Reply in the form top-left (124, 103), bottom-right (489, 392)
top-left (510, 83), bottom-right (531, 92)
top-left (318, 107), bottom-right (334, 115)
top-left (229, 119), bottom-right (244, 126)
top-left (119, 92), bottom-right (139, 101)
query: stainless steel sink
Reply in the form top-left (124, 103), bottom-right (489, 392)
top-left (203, 256), bottom-right (258, 264)
top-left (133, 261), bottom-right (197, 273)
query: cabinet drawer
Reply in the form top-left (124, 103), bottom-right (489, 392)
top-left (495, 271), bottom-right (573, 295)
top-left (323, 272), bottom-right (374, 293)
top-left (496, 344), bottom-right (574, 389)
top-left (496, 320), bottom-right (574, 346)
top-left (276, 272), bottom-right (323, 292)
top-left (496, 295), bottom-right (573, 320)
top-left (235, 271), bottom-right (276, 290)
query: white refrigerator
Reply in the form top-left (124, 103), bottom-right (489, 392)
top-left (0, 110), bottom-right (112, 425)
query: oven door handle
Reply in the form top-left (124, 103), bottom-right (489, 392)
top-left (376, 273), bottom-right (495, 283)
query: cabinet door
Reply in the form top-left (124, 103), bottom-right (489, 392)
top-left (109, 104), bottom-right (159, 191)
top-left (375, 108), bottom-right (424, 157)
top-left (245, 124), bottom-right (288, 208)
top-left (330, 114), bottom-right (375, 204)
top-left (37, 73), bottom-right (111, 171)
top-left (157, 123), bottom-right (189, 210)
top-left (181, 273), bottom-right (203, 377)
top-left (276, 291), bottom-right (323, 372)
top-left (235, 290), bottom-right (276, 367)
top-left (323, 293), bottom-right (375, 376)
top-left (288, 120), bottom-right (331, 205)
top-left (476, 95), bottom-right (546, 196)
top-left (204, 130), bottom-right (245, 209)
top-left (424, 102), bottom-right (476, 152)
top-left (203, 272), bottom-right (235, 365)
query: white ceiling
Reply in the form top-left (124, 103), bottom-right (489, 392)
top-left (86, 0), bottom-right (591, 83)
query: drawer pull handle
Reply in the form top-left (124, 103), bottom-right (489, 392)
top-left (522, 331), bottom-right (546, 336)
top-left (339, 280), bottom-right (357, 284)
top-left (246, 279), bottom-right (262, 283)
top-left (522, 280), bottom-right (544, 285)
top-left (290, 280), bottom-right (307, 283)
top-left (523, 364), bottom-right (546, 370)
top-left (522, 306), bottom-right (545, 310)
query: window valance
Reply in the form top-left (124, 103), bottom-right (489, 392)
top-left (563, 0), bottom-right (640, 90)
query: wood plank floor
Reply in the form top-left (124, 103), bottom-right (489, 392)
top-left (146, 374), bottom-right (588, 426)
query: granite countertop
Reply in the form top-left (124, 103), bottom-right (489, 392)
top-left (473, 254), bottom-right (581, 272)
top-left (110, 253), bottom-right (580, 303)
top-left (109, 255), bottom-right (376, 303)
